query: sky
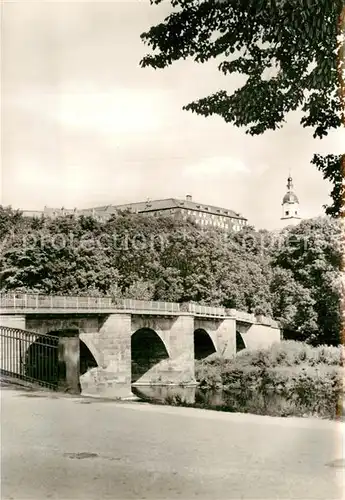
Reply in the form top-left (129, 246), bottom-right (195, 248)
top-left (2, 0), bottom-right (344, 230)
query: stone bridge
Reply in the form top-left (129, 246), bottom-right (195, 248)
top-left (0, 294), bottom-right (281, 398)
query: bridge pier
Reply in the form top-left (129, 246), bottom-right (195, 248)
top-left (80, 314), bottom-right (132, 398)
top-left (57, 329), bottom-right (81, 394)
top-left (194, 317), bottom-right (236, 358)
top-left (158, 314), bottom-right (195, 385)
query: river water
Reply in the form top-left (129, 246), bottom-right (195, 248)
top-left (131, 384), bottom-right (253, 409)
top-left (131, 384), bottom-right (308, 418)
top-left (131, 384), bottom-right (340, 420)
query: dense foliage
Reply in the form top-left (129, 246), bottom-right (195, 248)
top-left (194, 341), bottom-right (344, 419)
top-left (271, 218), bottom-right (341, 345)
top-left (0, 206), bottom-right (341, 344)
top-left (140, 0), bottom-right (345, 215)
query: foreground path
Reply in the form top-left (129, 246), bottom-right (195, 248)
top-left (1, 386), bottom-right (344, 499)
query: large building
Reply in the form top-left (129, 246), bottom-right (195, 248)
top-left (23, 195), bottom-right (248, 232)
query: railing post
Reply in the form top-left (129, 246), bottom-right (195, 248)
top-left (35, 295), bottom-right (38, 309)
top-left (87, 296), bottom-right (90, 309)
top-left (13, 294), bottom-right (16, 310)
top-left (76, 296), bottom-right (79, 310)
top-left (50, 295), bottom-right (53, 309)
top-left (64, 296), bottom-right (67, 310)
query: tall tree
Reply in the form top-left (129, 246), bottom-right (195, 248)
top-left (271, 217), bottom-right (341, 345)
top-left (140, 0), bottom-right (345, 215)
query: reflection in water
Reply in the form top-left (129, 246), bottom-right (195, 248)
top-left (131, 385), bottom-right (290, 417)
top-left (132, 384), bottom-right (341, 420)
top-left (132, 385), bottom-right (197, 405)
top-left (132, 385), bottom-right (234, 407)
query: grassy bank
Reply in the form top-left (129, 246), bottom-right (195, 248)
top-left (191, 342), bottom-right (345, 420)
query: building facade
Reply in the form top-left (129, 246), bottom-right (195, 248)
top-left (23, 195), bottom-right (247, 232)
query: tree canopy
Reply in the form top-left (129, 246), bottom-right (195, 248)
top-left (0, 207), bottom-right (341, 345)
top-left (140, 0), bottom-right (345, 216)
top-left (271, 217), bottom-right (341, 345)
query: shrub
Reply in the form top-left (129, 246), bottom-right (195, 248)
top-left (233, 341), bottom-right (344, 368)
top-left (288, 365), bottom-right (343, 418)
top-left (195, 360), bottom-right (223, 389)
top-left (195, 341), bottom-right (344, 419)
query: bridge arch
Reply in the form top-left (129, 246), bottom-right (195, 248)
top-left (78, 333), bottom-right (102, 367)
top-left (79, 340), bottom-right (98, 375)
top-left (24, 333), bottom-right (59, 385)
top-left (236, 331), bottom-right (247, 352)
top-left (25, 329), bottom-right (99, 384)
top-left (194, 328), bottom-right (217, 360)
top-left (131, 327), bottom-right (170, 383)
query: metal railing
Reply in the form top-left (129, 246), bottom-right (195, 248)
top-left (0, 326), bottom-right (59, 389)
top-left (0, 294), bottom-right (113, 310)
top-left (115, 298), bottom-right (181, 313)
top-left (0, 293), bottom-right (227, 317)
top-left (186, 303), bottom-right (226, 317)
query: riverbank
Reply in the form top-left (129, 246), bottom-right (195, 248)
top-left (133, 342), bottom-right (345, 421)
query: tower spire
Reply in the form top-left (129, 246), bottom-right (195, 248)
top-left (280, 173), bottom-right (300, 225)
top-left (287, 175), bottom-right (293, 191)
top-left (287, 169), bottom-right (293, 190)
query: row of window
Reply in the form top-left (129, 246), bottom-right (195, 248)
top-left (186, 209), bottom-right (245, 224)
top-left (195, 219), bottom-right (230, 229)
top-left (193, 205), bottom-right (231, 215)
top-left (194, 219), bottom-right (242, 231)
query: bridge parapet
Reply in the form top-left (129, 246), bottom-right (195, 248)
top-left (0, 294), bottom-right (179, 314)
top-left (0, 294), bottom-right (113, 310)
top-left (182, 303), bottom-right (226, 318)
top-left (1, 294), bottom-right (229, 318)
top-left (0, 294), bottom-right (279, 326)
top-left (226, 309), bottom-right (257, 324)
top-left (255, 315), bottom-right (280, 328)
top-left (114, 298), bottom-right (181, 314)
top-left (226, 309), bottom-right (279, 328)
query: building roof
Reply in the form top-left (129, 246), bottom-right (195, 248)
top-left (86, 197), bottom-right (247, 220)
top-left (282, 192), bottom-right (299, 204)
top-left (27, 196), bottom-right (247, 222)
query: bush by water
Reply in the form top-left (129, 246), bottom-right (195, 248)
top-left (194, 341), bottom-right (344, 420)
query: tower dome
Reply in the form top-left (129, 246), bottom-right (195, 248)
top-left (282, 191), bottom-right (299, 204)
top-left (281, 174), bottom-right (300, 224)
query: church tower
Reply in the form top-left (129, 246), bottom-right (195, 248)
top-left (281, 175), bottom-right (301, 225)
